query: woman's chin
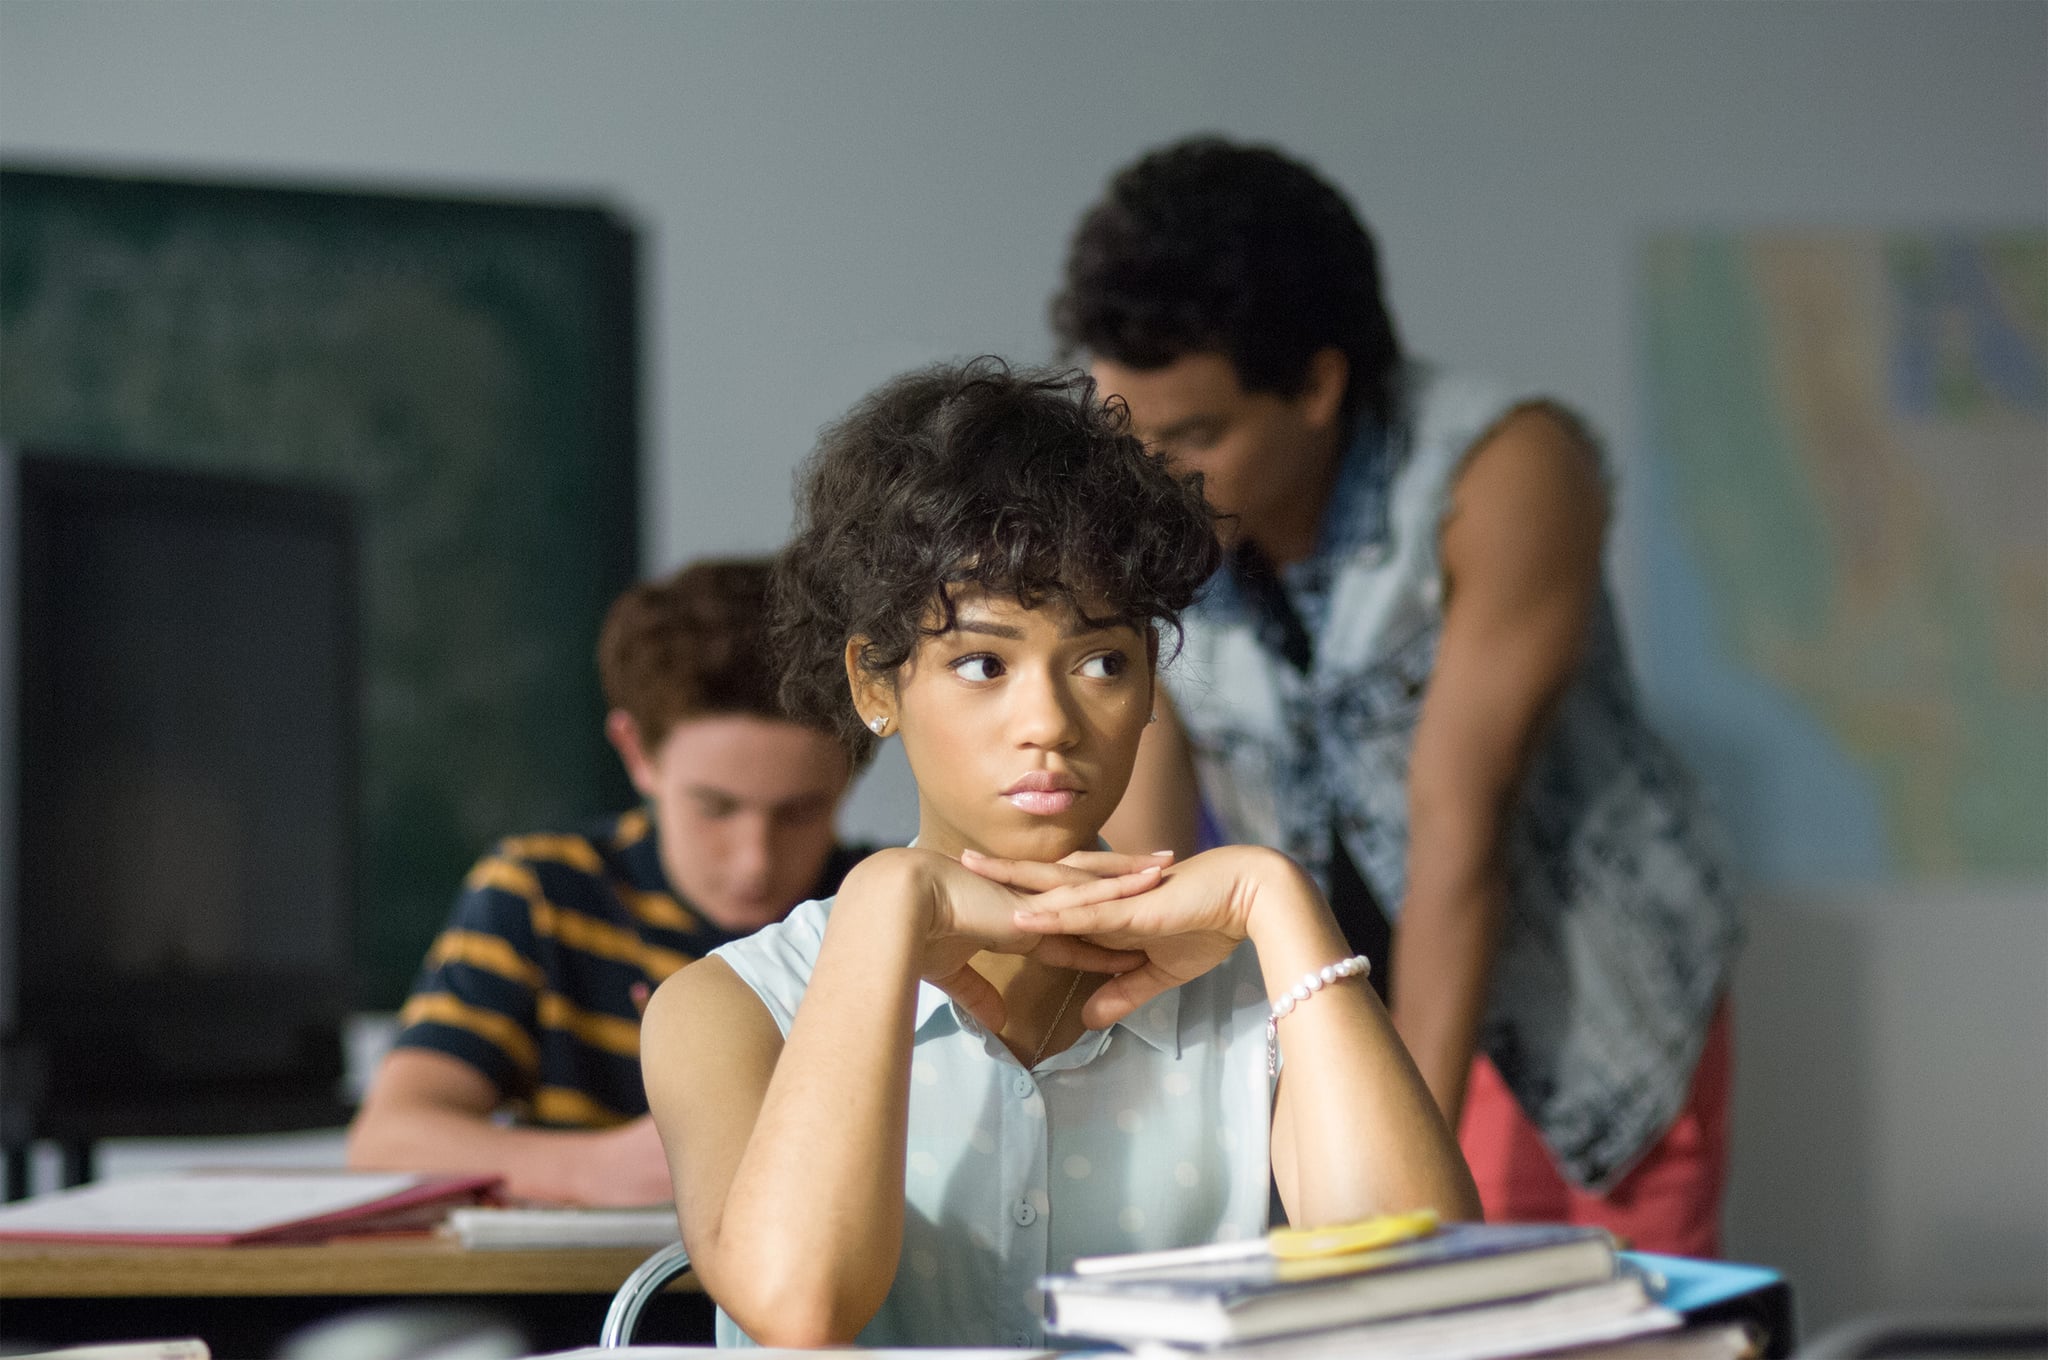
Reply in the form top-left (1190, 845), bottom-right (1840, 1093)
top-left (979, 817), bottom-right (1104, 863)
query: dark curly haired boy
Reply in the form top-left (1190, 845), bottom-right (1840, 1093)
top-left (1054, 136), bottom-right (1740, 1255)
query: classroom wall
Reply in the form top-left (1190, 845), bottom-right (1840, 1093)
top-left (3, 0), bottom-right (2042, 1336)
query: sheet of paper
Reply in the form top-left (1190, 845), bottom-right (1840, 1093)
top-left (0, 1171), bottom-right (425, 1235)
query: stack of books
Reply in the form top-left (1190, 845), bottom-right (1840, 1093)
top-left (1039, 1217), bottom-right (1758, 1360)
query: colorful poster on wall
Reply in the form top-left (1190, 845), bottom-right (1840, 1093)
top-left (1641, 233), bottom-right (2046, 880)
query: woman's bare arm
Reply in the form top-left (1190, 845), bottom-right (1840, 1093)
top-left (643, 854), bottom-right (925, 1347)
top-left (643, 847), bottom-right (1159, 1347)
top-left (1242, 850), bottom-right (1480, 1226)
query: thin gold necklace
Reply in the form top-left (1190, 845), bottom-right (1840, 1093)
top-left (1029, 969), bottom-right (1086, 1067)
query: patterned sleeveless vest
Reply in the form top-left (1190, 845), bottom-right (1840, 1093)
top-left (1168, 361), bottom-right (1742, 1189)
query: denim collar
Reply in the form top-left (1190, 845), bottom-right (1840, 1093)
top-left (1195, 415), bottom-right (1393, 637)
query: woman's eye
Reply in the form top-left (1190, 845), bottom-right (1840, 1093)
top-left (1079, 652), bottom-right (1127, 679)
top-left (952, 654), bottom-right (1004, 682)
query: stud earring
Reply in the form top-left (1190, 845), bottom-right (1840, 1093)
top-left (868, 714), bottom-right (889, 736)
top-left (1147, 709), bottom-right (1159, 725)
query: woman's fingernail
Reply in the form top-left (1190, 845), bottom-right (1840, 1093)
top-left (960, 848), bottom-right (983, 861)
top-left (1150, 850), bottom-right (1175, 858)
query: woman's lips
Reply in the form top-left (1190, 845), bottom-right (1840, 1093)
top-left (1004, 773), bottom-right (1081, 816)
top-left (1005, 789), bottom-right (1080, 815)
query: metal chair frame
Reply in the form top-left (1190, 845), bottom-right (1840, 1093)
top-left (599, 1240), bottom-right (694, 1348)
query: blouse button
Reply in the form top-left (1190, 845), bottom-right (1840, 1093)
top-left (1012, 1199), bottom-right (1038, 1226)
top-left (1012, 1073), bottom-right (1034, 1098)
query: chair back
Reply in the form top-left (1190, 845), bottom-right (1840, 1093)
top-left (600, 1241), bottom-right (694, 1348)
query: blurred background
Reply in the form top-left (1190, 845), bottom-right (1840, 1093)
top-left (0, 0), bottom-right (2041, 1339)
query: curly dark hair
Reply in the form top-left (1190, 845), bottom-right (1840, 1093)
top-left (773, 358), bottom-right (1222, 762)
top-left (1050, 135), bottom-right (1403, 433)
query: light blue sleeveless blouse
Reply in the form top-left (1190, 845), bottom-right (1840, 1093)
top-left (708, 895), bottom-right (1275, 1348)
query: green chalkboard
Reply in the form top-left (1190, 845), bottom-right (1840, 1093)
top-left (0, 166), bottom-right (640, 1008)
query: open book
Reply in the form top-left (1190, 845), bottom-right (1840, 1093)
top-left (0, 1169), bottom-right (499, 1245)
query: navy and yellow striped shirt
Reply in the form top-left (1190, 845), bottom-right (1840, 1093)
top-left (393, 808), bottom-right (869, 1127)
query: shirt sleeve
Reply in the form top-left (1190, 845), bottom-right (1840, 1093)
top-left (710, 897), bottom-right (834, 1038)
top-left (389, 847), bottom-right (548, 1102)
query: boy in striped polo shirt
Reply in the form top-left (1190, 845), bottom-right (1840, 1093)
top-left (348, 558), bottom-right (870, 1204)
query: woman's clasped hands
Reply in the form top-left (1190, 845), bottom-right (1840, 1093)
top-left (960, 843), bottom-right (1295, 1029)
top-left (866, 846), bottom-right (1152, 1036)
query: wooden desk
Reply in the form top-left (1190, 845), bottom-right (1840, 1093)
top-left (0, 1234), bottom-right (709, 1352)
top-left (0, 1234), bottom-right (690, 1296)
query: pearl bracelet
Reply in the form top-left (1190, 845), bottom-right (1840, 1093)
top-left (1266, 954), bottom-right (1372, 1077)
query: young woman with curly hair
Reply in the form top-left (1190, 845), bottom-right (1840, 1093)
top-left (640, 358), bottom-right (1477, 1349)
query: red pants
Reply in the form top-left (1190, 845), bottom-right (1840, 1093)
top-left (1457, 1001), bottom-right (1732, 1257)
